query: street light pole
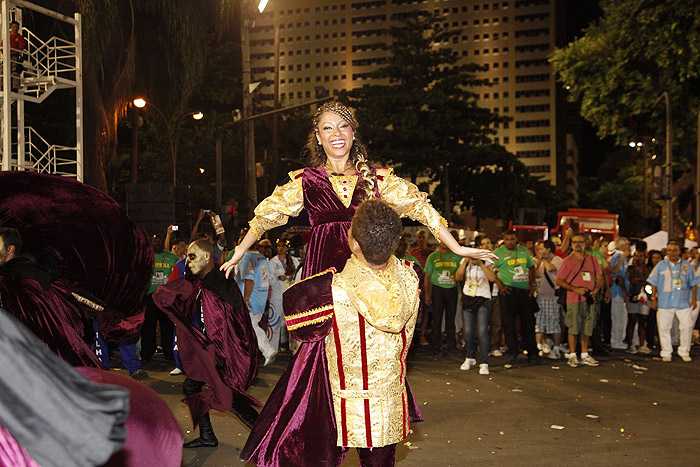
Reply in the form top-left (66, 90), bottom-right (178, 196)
top-left (241, 2), bottom-right (257, 208)
top-left (664, 92), bottom-right (673, 239)
top-left (653, 91), bottom-right (673, 239)
top-left (130, 104), bottom-right (139, 183)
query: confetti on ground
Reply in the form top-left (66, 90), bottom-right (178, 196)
top-left (586, 414), bottom-right (599, 419)
top-left (599, 379), bottom-right (609, 383)
top-left (620, 428), bottom-right (625, 433)
top-left (504, 364), bottom-right (513, 369)
top-left (634, 371), bottom-right (644, 374)
top-left (423, 402), bottom-right (428, 405)
top-left (512, 388), bottom-right (523, 393)
top-left (653, 402), bottom-right (658, 406)
top-left (495, 446), bottom-right (503, 450)
top-left (499, 431), bottom-right (504, 435)
top-left (632, 364), bottom-right (648, 371)
top-left (551, 366), bottom-right (560, 370)
top-left (404, 441), bottom-right (420, 450)
top-left (551, 425), bottom-right (565, 430)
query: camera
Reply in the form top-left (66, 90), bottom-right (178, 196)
top-left (203, 209), bottom-right (210, 214)
top-left (172, 225), bottom-right (179, 231)
top-left (628, 293), bottom-right (638, 303)
top-left (584, 291), bottom-right (594, 305)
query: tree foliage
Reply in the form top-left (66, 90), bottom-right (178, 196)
top-left (551, 0), bottom-right (700, 147)
top-left (342, 11), bottom-right (543, 223)
top-left (74, 0), bottom-right (237, 191)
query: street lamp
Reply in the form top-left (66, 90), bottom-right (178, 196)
top-left (132, 97), bottom-right (203, 188)
top-left (652, 91), bottom-right (672, 238)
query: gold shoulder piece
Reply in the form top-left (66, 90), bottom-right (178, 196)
top-left (289, 167), bottom-right (305, 180)
top-left (374, 167), bottom-right (392, 179)
top-left (287, 267), bottom-right (337, 290)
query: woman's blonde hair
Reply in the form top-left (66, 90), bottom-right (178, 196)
top-left (305, 101), bottom-right (377, 200)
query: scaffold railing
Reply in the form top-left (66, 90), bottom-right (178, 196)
top-left (5, 125), bottom-right (79, 177)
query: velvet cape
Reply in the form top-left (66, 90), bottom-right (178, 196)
top-left (0, 172), bottom-right (152, 366)
top-left (153, 269), bottom-right (260, 426)
top-left (242, 166), bottom-right (422, 466)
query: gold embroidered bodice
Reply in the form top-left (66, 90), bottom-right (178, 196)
top-left (248, 167), bottom-right (447, 240)
top-left (328, 174), bottom-right (358, 208)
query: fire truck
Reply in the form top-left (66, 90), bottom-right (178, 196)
top-left (508, 209), bottom-right (619, 244)
top-left (552, 208), bottom-right (620, 241)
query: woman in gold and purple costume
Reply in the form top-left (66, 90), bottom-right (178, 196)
top-left (222, 101), bottom-right (494, 466)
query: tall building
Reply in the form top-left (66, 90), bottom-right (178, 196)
top-left (249, 0), bottom-right (577, 204)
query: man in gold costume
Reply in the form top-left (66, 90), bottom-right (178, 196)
top-left (282, 199), bottom-right (419, 465)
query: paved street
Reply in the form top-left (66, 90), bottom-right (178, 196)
top-left (138, 345), bottom-right (700, 466)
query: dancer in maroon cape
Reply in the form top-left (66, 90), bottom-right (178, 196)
top-left (0, 172), bottom-right (152, 367)
top-left (154, 239), bottom-right (260, 448)
top-left (221, 101), bottom-right (495, 466)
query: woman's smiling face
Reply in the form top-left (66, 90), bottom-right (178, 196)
top-left (316, 111), bottom-right (354, 162)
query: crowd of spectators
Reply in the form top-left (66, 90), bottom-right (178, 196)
top-left (401, 226), bottom-right (700, 373)
top-left (97, 211), bottom-right (699, 380)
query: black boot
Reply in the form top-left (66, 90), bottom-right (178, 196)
top-left (231, 395), bottom-right (259, 429)
top-left (183, 413), bottom-right (218, 448)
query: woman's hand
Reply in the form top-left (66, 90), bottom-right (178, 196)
top-left (457, 246), bottom-right (498, 266)
top-left (220, 245), bottom-right (245, 278)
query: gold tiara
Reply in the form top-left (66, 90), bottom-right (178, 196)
top-left (313, 101), bottom-right (358, 129)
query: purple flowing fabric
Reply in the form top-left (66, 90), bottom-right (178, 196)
top-left (153, 274), bottom-right (260, 425)
top-left (0, 172), bottom-right (152, 366)
top-left (76, 367), bottom-right (183, 467)
top-left (242, 167), bottom-right (422, 466)
top-left (0, 276), bottom-right (102, 367)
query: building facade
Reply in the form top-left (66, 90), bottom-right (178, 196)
top-left (249, 0), bottom-right (576, 203)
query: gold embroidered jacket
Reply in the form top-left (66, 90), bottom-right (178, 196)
top-left (283, 255), bottom-right (420, 448)
top-left (328, 256), bottom-right (420, 448)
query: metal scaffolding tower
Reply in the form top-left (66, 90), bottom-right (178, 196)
top-left (0, 0), bottom-right (83, 180)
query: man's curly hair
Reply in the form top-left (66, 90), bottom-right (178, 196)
top-left (351, 200), bottom-right (402, 265)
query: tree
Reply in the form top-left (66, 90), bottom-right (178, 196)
top-left (342, 11), bottom-right (540, 223)
top-left (550, 0), bottom-right (700, 149)
top-left (74, 0), bottom-right (237, 191)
